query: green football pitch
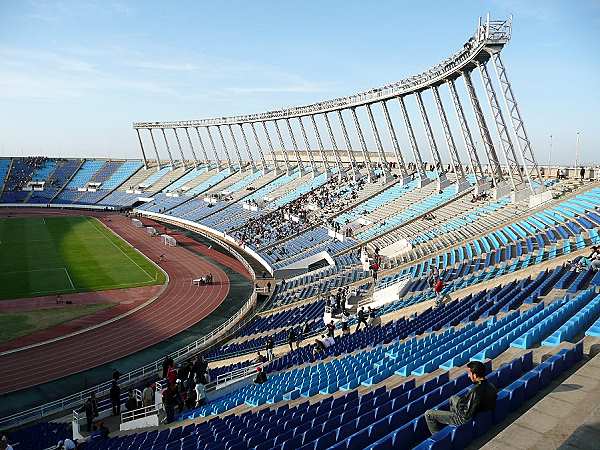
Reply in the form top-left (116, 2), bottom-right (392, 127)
top-left (0, 216), bottom-right (166, 300)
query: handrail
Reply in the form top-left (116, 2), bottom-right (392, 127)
top-left (121, 404), bottom-right (158, 424)
top-left (0, 218), bottom-right (258, 431)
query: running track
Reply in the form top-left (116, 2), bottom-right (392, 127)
top-left (0, 210), bottom-right (251, 395)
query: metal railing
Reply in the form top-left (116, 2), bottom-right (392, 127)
top-left (121, 404), bottom-right (158, 424)
top-left (0, 218), bottom-right (258, 431)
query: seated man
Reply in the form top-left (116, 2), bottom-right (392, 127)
top-left (254, 367), bottom-right (267, 384)
top-left (424, 361), bottom-right (497, 434)
top-left (253, 351), bottom-right (267, 364)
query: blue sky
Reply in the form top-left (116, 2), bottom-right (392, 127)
top-left (0, 0), bottom-right (598, 165)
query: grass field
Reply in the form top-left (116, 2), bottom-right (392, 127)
top-left (0, 216), bottom-right (166, 300)
top-left (0, 304), bottom-right (113, 344)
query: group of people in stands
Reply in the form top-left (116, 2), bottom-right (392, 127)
top-left (160, 354), bottom-right (210, 423)
top-left (569, 245), bottom-right (600, 272)
top-left (4, 156), bottom-right (47, 191)
top-left (471, 191), bottom-right (491, 203)
top-left (235, 174), bottom-right (371, 252)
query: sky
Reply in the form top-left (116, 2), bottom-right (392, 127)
top-left (0, 0), bottom-right (599, 165)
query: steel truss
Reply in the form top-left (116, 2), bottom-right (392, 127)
top-left (478, 61), bottom-right (524, 193)
top-left (491, 52), bottom-right (544, 194)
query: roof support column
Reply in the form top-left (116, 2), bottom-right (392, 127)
top-left (297, 117), bottom-right (317, 176)
top-left (261, 122), bottom-right (285, 173)
top-left (239, 124), bottom-right (259, 173)
top-left (205, 127), bottom-right (223, 170)
top-left (226, 124), bottom-right (245, 170)
top-left (336, 110), bottom-right (362, 181)
top-left (173, 128), bottom-right (188, 169)
top-left (273, 120), bottom-right (294, 174)
top-left (350, 107), bottom-right (375, 182)
top-left (135, 129), bottom-right (148, 169)
top-left (284, 118), bottom-right (307, 174)
top-left (249, 123), bottom-right (272, 174)
top-left (491, 52), bottom-right (545, 197)
top-left (194, 127), bottom-right (211, 167)
top-left (149, 129), bottom-right (162, 170)
top-left (183, 128), bottom-right (200, 167)
top-left (398, 96), bottom-right (429, 186)
top-left (478, 61), bottom-right (526, 201)
top-left (447, 79), bottom-right (486, 191)
top-left (160, 128), bottom-right (175, 169)
top-left (216, 126), bottom-right (234, 170)
top-left (381, 100), bottom-right (408, 184)
top-left (463, 70), bottom-right (506, 195)
top-left (309, 115), bottom-right (332, 175)
top-left (416, 91), bottom-right (450, 189)
top-left (366, 103), bottom-right (393, 183)
top-left (323, 112), bottom-right (346, 179)
top-left (432, 86), bottom-right (468, 192)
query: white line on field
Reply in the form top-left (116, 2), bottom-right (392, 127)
top-left (63, 267), bottom-right (75, 290)
top-left (88, 218), bottom-right (155, 281)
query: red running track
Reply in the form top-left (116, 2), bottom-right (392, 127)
top-left (0, 211), bottom-right (249, 395)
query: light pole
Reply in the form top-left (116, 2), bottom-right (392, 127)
top-left (575, 131), bottom-right (581, 177)
top-left (548, 134), bottom-right (552, 171)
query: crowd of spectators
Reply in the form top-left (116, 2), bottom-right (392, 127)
top-left (160, 354), bottom-right (210, 423)
top-left (233, 174), bottom-right (370, 250)
top-left (4, 156), bottom-right (47, 190)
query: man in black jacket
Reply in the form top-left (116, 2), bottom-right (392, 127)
top-left (110, 374), bottom-right (121, 416)
top-left (425, 361), bottom-right (498, 434)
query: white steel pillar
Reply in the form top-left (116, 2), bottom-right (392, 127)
top-left (284, 118), bottom-right (307, 174)
top-left (336, 110), bottom-right (362, 181)
top-left (415, 91), bottom-right (450, 189)
top-left (398, 96), bottom-right (429, 186)
top-left (226, 124), bottom-right (245, 170)
top-left (183, 128), bottom-right (200, 167)
top-left (239, 124), bottom-right (259, 172)
top-left (249, 123), bottom-right (271, 174)
top-left (205, 127), bottom-right (223, 170)
top-left (273, 120), bottom-right (294, 174)
top-left (297, 117), bottom-right (317, 176)
top-left (194, 127), bottom-right (211, 167)
top-left (149, 129), bottom-right (162, 170)
top-left (216, 125), bottom-right (234, 169)
top-left (432, 86), bottom-right (469, 192)
top-left (309, 114), bottom-right (332, 175)
top-left (463, 70), bottom-right (505, 193)
top-left (261, 121), bottom-right (285, 173)
top-left (350, 107), bottom-right (375, 181)
top-left (172, 128), bottom-right (188, 169)
top-left (323, 112), bottom-right (346, 178)
top-left (381, 100), bottom-right (408, 183)
top-left (136, 129), bottom-right (148, 169)
top-left (448, 79), bottom-right (486, 191)
top-left (365, 104), bottom-right (392, 182)
top-left (160, 128), bottom-right (175, 169)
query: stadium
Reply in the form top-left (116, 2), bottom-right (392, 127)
top-left (0, 7), bottom-right (599, 450)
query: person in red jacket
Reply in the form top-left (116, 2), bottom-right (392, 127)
top-left (167, 364), bottom-right (177, 386)
top-left (434, 278), bottom-right (444, 308)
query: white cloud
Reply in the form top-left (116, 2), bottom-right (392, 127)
top-left (126, 61), bottom-right (199, 72)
